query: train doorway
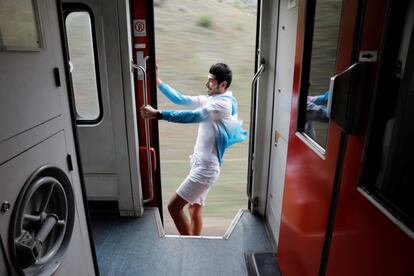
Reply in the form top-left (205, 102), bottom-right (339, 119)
top-left (153, 0), bottom-right (258, 235)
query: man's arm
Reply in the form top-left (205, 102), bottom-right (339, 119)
top-left (306, 100), bottom-right (329, 122)
top-left (160, 97), bottom-right (233, 123)
top-left (158, 83), bottom-right (202, 107)
top-left (156, 62), bottom-right (203, 107)
top-left (310, 91), bottom-right (330, 105)
top-left (161, 109), bottom-right (207, 123)
top-left (140, 105), bottom-right (208, 123)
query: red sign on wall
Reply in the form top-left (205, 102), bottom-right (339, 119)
top-left (133, 19), bottom-right (146, 37)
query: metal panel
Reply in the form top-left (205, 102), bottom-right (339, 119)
top-left (117, 0), bottom-right (143, 215)
top-left (0, 0), bottom-right (95, 273)
top-left (0, 239), bottom-right (9, 276)
top-left (0, 132), bottom-right (94, 275)
top-left (65, 0), bottom-right (117, 175)
top-left (0, 0), bottom-right (62, 143)
top-left (64, 0), bottom-right (143, 216)
top-left (84, 174), bottom-right (119, 200)
top-left (261, 0), bottom-right (299, 247)
top-left (0, 116), bottom-right (64, 166)
top-left (251, 0), bottom-right (280, 215)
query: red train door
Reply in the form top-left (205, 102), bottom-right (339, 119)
top-left (278, 0), bottom-right (414, 275)
top-left (277, 0), bottom-right (363, 274)
top-left (325, 0), bottom-right (414, 275)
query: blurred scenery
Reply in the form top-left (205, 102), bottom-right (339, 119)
top-left (154, 0), bottom-right (257, 235)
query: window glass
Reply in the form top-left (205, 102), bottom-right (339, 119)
top-left (65, 11), bottom-right (100, 121)
top-left (301, 0), bottom-right (343, 149)
top-left (0, 0), bottom-right (42, 50)
top-left (361, 61), bottom-right (414, 232)
top-left (360, 0), bottom-right (414, 232)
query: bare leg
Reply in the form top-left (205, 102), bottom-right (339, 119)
top-left (168, 193), bottom-right (191, 235)
top-left (188, 204), bottom-right (203, 236)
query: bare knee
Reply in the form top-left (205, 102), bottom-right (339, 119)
top-left (168, 194), bottom-right (187, 217)
top-left (168, 201), bottom-right (179, 216)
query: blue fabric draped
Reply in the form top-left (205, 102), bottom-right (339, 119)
top-left (311, 91), bottom-right (330, 105)
top-left (215, 95), bottom-right (247, 165)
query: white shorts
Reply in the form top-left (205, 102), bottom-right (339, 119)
top-left (176, 156), bottom-right (220, 206)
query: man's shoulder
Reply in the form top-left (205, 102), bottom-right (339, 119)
top-left (214, 91), bottom-right (235, 101)
top-left (209, 95), bottom-right (233, 107)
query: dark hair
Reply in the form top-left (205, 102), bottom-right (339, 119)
top-left (209, 63), bottom-right (232, 89)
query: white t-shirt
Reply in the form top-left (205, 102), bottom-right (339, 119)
top-left (187, 92), bottom-right (233, 165)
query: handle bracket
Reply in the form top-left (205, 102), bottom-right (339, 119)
top-left (328, 62), bottom-right (367, 134)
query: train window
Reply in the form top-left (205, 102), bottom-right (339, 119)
top-left (359, 1), bottom-right (414, 235)
top-left (65, 10), bottom-right (102, 123)
top-left (297, 0), bottom-right (343, 151)
top-left (0, 0), bottom-right (43, 51)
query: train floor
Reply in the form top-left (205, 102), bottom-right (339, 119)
top-left (89, 205), bottom-right (276, 275)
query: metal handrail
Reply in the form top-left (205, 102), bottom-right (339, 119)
top-left (247, 58), bottom-right (265, 208)
top-left (132, 60), bottom-right (154, 203)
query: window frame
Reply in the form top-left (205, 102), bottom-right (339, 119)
top-left (296, 0), bottom-right (344, 156)
top-left (63, 3), bottom-right (103, 124)
top-left (0, 0), bottom-right (44, 51)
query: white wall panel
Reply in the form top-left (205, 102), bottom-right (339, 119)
top-left (265, 0), bottom-right (298, 247)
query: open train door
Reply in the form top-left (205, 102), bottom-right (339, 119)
top-left (0, 0), bottom-right (97, 274)
top-left (278, 0), bottom-right (414, 275)
top-left (276, 0), bottom-right (365, 274)
top-left (324, 0), bottom-right (414, 274)
top-left (62, 0), bottom-right (145, 216)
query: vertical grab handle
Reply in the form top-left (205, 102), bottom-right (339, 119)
top-left (247, 58), bottom-right (265, 208)
top-left (328, 62), bottom-right (366, 134)
top-left (132, 59), bottom-right (154, 203)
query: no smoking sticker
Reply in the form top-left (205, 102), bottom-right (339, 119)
top-left (133, 19), bottom-right (146, 37)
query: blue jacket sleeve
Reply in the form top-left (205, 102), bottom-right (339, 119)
top-left (311, 91), bottom-right (330, 105)
top-left (158, 83), bottom-right (198, 106)
top-left (161, 109), bottom-right (208, 123)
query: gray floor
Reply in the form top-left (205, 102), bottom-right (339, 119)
top-left (90, 208), bottom-right (274, 276)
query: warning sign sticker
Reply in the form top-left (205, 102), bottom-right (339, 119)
top-left (133, 20), bottom-right (146, 37)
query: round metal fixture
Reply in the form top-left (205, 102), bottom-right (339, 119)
top-left (10, 166), bottom-right (75, 275)
top-left (1, 201), bottom-right (11, 213)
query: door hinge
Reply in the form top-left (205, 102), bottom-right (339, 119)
top-left (54, 67), bottom-right (61, 87)
top-left (67, 154), bottom-right (73, 171)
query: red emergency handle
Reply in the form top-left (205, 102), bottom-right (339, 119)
top-left (138, 146), bottom-right (156, 172)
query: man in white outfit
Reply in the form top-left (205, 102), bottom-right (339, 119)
top-left (141, 63), bottom-right (246, 235)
